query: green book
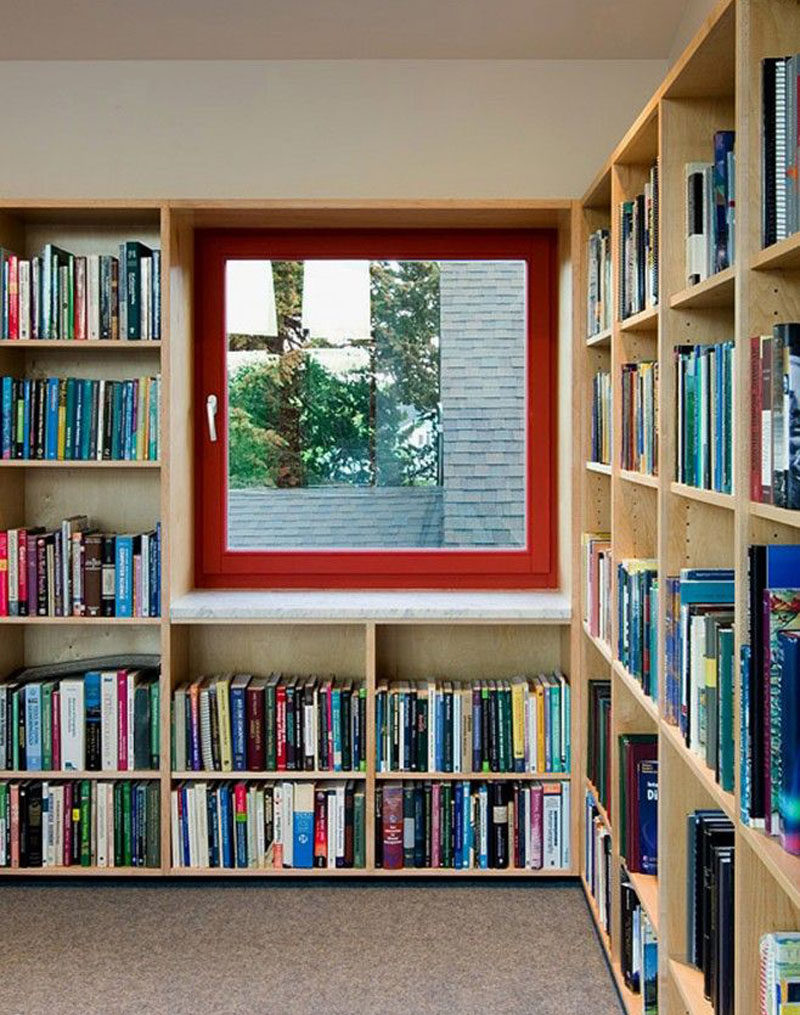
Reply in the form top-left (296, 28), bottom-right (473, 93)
top-left (122, 781), bottom-right (133, 866)
top-left (353, 787), bottom-right (365, 868)
top-left (146, 782), bottom-right (160, 868)
top-left (113, 783), bottom-right (123, 866)
top-left (41, 681), bottom-right (55, 770)
top-left (717, 628), bottom-right (735, 792)
top-left (150, 680), bottom-right (160, 769)
top-left (80, 780), bottom-right (92, 866)
top-left (264, 674), bottom-right (279, 771)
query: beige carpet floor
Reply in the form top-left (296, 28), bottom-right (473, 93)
top-left (1, 879), bottom-right (622, 1015)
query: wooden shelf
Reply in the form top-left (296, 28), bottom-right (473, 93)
top-left (0, 616), bottom-right (161, 625)
top-left (168, 866), bottom-right (569, 878)
top-left (739, 823), bottom-right (800, 912)
top-left (172, 770), bottom-right (360, 781)
top-left (0, 460), bottom-right (160, 469)
top-left (374, 771), bottom-right (570, 781)
top-left (582, 875), bottom-right (641, 1014)
top-left (670, 481), bottom-right (735, 510)
top-left (586, 327), bottom-right (612, 348)
top-left (750, 500), bottom-right (800, 529)
top-left (612, 660), bottom-right (659, 723)
top-left (618, 305), bottom-right (658, 332)
top-left (668, 959), bottom-right (713, 1015)
top-left (0, 340), bottom-right (161, 351)
top-left (660, 720), bottom-right (735, 821)
top-left (0, 770), bottom-right (158, 780)
top-left (619, 468), bottom-right (659, 490)
top-left (0, 866), bottom-right (163, 877)
top-left (751, 231), bottom-right (800, 270)
top-left (585, 460), bottom-right (611, 476)
top-left (582, 620), bottom-right (613, 664)
top-left (669, 265), bottom-right (735, 309)
top-left (625, 864), bottom-right (659, 935)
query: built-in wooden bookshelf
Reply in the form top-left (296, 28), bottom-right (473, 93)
top-left (573, 1), bottom-right (800, 1012)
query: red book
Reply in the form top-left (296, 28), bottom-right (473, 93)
top-left (52, 689), bottom-right (61, 770)
top-left (529, 782), bottom-right (543, 869)
top-left (381, 782), bottom-right (404, 870)
top-left (751, 336), bottom-right (763, 502)
top-left (9, 784), bottom-right (19, 868)
top-left (0, 532), bottom-right (7, 616)
top-left (762, 334), bottom-right (773, 503)
top-left (313, 788), bottom-right (327, 868)
top-left (7, 255), bottom-right (18, 340)
top-left (246, 677), bottom-right (266, 770)
top-left (275, 683), bottom-right (287, 770)
top-left (117, 670), bottom-right (129, 770)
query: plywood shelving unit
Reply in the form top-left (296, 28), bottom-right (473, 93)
top-left (573, 1), bottom-right (800, 1012)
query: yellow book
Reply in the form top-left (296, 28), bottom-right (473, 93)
top-left (511, 677), bottom-right (526, 771)
top-left (57, 381), bottom-right (67, 459)
top-left (215, 674), bottom-right (233, 772)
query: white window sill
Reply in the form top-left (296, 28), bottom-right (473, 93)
top-left (170, 589), bottom-right (571, 623)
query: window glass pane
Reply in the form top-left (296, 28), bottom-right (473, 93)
top-left (225, 258), bottom-right (526, 550)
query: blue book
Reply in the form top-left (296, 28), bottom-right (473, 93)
top-left (111, 383), bottom-right (122, 459)
top-left (180, 785), bottom-right (191, 866)
top-left (64, 377), bottom-right (76, 460)
top-left (292, 783), bottom-right (314, 868)
top-left (234, 792), bottom-right (248, 868)
top-left (230, 675), bottom-right (249, 771)
top-left (1, 376), bottom-right (12, 457)
top-left (679, 577), bottom-right (735, 606)
top-left (84, 671), bottom-right (101, 770)
top-left (562, 679), bottom-right (572, 769)
top-left (80, 379), bottom-right (93, 460)
top-left (740, 644), bottom-right (751, 824)
top-left (24, 683), bottom-right (42, 771)
top-left (550, 680), bottom-right (561, 772)
top-left (779, 632), bottom-right (800, 856)
top-left (478, 784), bottom-right (488, 868)
top-left (114, 535), bottom-right (134, 617)
top-left (207, 790), bottom-right (219, 868)
top-left (219, 785), bottom-right (233, 868)
top-left (462, 780), bottom-right (472, 868)
top-left (45, 378), bottom-right (58, 459)
top-left (124, 380), bottom-right (134, 459)
top-left (638, 758), bottom-right (659, 875)
top-left (331, 687), bottom-right (342, 771)
top-left (713, 130), bottom-right (735, 273)
top-left (435, 690), bottom-right (444, 771)
top-left (453, 781), bottom-right (463, 867)
top-left (73, 379), bottom-right (84, 458)
top-left (21, 378), bottom-right (31, 459)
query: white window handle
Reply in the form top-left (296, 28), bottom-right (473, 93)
top-left (206, 394), bottom-right (218, 442)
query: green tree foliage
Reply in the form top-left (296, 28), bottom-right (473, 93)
top-left (227, 259), bottom-right (441, 490)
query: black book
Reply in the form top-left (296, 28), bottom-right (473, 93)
top-left (413, 784), bottom-right (425, 868)
top-left (374, 783), bottom-right (383, 868)
top-left (489, 781), bottom-right (509, 869)
top-left (340, 682), bottom-right (352, 772)
top-left (405, 688), bottom-right (415, 773)
top-left (102, 382), bottom-right (114, 460)
top-left (440, 782), bottom-right (452, 867)
top-left (747, 545), bottom-right (767, 820)
top-left (15, 687), bottom-right (26, 770)
top-left (26, 782), bottom-right (43, 868)
top-left (134, 683), bottom-right (153, 770)
top-left (402, 784), bottom-right (415, 868)
top-left (620, 871), bottom-right (638, 991)
top-left (285, 678), bottom-right (296, 771)
top-left (358, 688), bottom-right (367, 772)
top-left (101, 535), bottom-right (116, 617)
top-left (342, 780), bottom-right (355, 869)
top-left (18, 783), bottom-right (29, 866)
top-left (85, 679), bottom-right (102, 771)
top-left (488, 683), bottom-right (500, 772)
top-left (763, 58), bottom-right (779, 247)
top-left (700, 819), bottom-right (734, 991)
top-left (416, 697), bottom-right (427, 773)
top-left (293, 680), bottom-right (304, 772)
top-left (423, 780), bottom-right (433, 868)
top-left (303, 678), bottom-right (316, 771)
top-left (713, 846), bottom-right (735, 1015)
top-left (88, 380), bottom-right (100, 460)
top-left (480, 684), bottom-right (491, 771)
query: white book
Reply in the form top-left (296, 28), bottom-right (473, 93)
top-left (173, 684), bottom-right (187, 771)
top-left (170, 790), bottom-right (180, 867)
top-left (87, 255), bottom-right (101, 340)
top-left (326, 791), bottom-right (337, 869)
top-left (106, 784), bottom-right (115, 869)
top-left (560, 781), bottom-right (571, 870)
top-left (303, 691), bottom-right (316, 770)
top-left (18, 260), bottom-right (30, 340)
top-left (96, 379), bottom-right (106, 460)
top-left (186, 785), bottom-right (196, 868)
top-left (689, 615), bottom-right (706, 756)
top-left (96, 782), bottom-right (108, 867)
top-left (100, 671), bottom-right (118, 771)
top-left (52, 785), bottom-right (64, 868)
top-left (281, 781), bottom-right (294, 868)
top-left (60, 678), bottom-right (85, 770)
top-left (141, 257), bottom-right (152, 341)
top-left (247, 786), bottom-right (258, 869)
top-left (196, 783), bottom-right (209, 868)
top-left (543, 787), bottom-right (562, 869)
top-left (335, 784), bottom-right (345, 863)
top-left (685, 161), bottom-right (711, 285)
top-left (255, 787), bottom-right (266, 868)
top-left (7, 530), bottom-right (18, 614)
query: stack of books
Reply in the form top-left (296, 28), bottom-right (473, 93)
top-left (760, 932), bottom-right (800, 1013)
top-left (618, 734), bottom-right (658, 876)
top-left (586, 679), bottom-right (611, 812)
top-left (0, 241), bottom-right (161, 341)
top-left (617, 558), bottom-right (658, 699)
top-left (583, 532), bottom-right (612, 647)
top-left (376, 779), bottom-right (570, 871)
top-left (0, 778), bottom-right (160, 868)
top-left (590, 369), bottom-right (611, 465)
top-left (620, 361), bottom-right (658, 475)
top-left (587, 227), bottom-right (612, 337)
top-left (675, 342), bottom-right (734, 494)
top-left (374, 674), bottom-right (570, 775)
top-left (620, 867), bottom-right (658, 1011)
top-left (741, 544), bottom-right (800, 857)
top-left (0, 374), bottom-right (161, 461)
top-left (171, 779), bottom-right (365, 870)
top-left (750, 326), bottom-right (800, 509)
top-left (584, 790), bottom-right (611, 935)
top-left (687, 809), bottom-right (734, 1015)
top-left (618, 161), bottom-right (659, 319)
top-left (0, 517), bottom-right (162, 618)
top-left (684, 131), bottom-right (736, 284)
top-left (664, 568), bottom-right (735, 792)
top-left (762, 56), bottom-right (800, 247)
top-left (172, 675), bottom-right (366, 773)
top-left (0, 665), bottom-right (160, 771)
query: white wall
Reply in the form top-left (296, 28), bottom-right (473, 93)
top-left (668, 0), bottom-right (721, 67)
top-left (0, 59), bottom-right (665, 200)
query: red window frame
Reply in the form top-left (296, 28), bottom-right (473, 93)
top-left (194, 227), bottom-right (557, 589)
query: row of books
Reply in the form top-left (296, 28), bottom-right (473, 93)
top-left (618, 734), bottom-right (657, 876)
top-left (687, 809), bottom-right (734, 1015)
top-left (377, 779), bottom-right (570, 871)
top-left (620, 866), bottom-right (658, 1011)
top-left (617, 558), bottom-right (658, 701)
top-left (685, 131), bottom-right (736, 285)
top-left (587, 228), bottom-right (612, 337)
top-left (0, 518), bottom-right (162, 618)
top-left (0, 779), bottom-right (160, 868)
top-left (586, 679), bottom-right (611, 814)
top-left (584, 790), bottom-right (611, 935)
top-left (582, 531), bottom-right (612, 647)
top-left (0, 242), bottom-right (161, 341)
top-left (0, 667), bottom-right (159, 773)
top-left (675, 342), bottom-right (734, 494)
top-left (750, 326), bottom-right (800, 509)
top-left (171, 779), bottom-right (365, 870)
top-left (763, 56), bottom-right (800, 247)
top-left (620, 361), bottom-right (658, 475)
top-left (742, 543), bottom-right (800, 857)
top-left (618, 161), bottom-right (659, 320)
top-left (590, 369), bottom-right (611, 465)
top-left (0, 374), bottom-right (161, 461)
top-left (172, 675), bottom-right (366, 774)
top-left (374, 675), bottom-right (570, 775)
top-left (760, 932), bottom-right (800, 1014)
top-left (664, 568), bottom-right (735, 793)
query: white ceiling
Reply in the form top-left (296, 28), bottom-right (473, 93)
top-left (1, 0), bottom-right (692, 60)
